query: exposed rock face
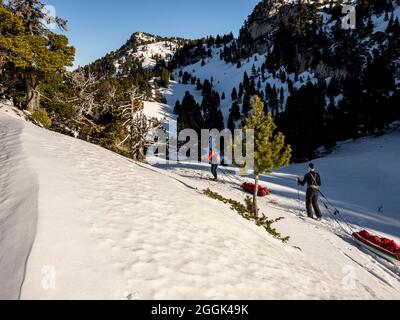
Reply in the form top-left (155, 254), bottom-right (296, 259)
top-left (240, 0), bottom-right (298, 53)
top-left (246, 0), bottom-right (290, 38)
top-left (240, 0), bottom-right (338, 54)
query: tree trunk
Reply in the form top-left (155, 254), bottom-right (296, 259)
top-left (25, 73), bottom-right (40, 113)
top-left (130, 129), bottom-right (135, 160)
top-left (253, 174), bottom-right (259, 216)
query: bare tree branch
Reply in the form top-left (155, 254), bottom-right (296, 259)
top-left (116, 85), bottom-right (164, 161)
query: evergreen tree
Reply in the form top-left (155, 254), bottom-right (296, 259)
top-left (242, 92), bottom-right (251, 116)
top-left (249, 77), bottom-right (257, 95)
top-left (182, 72), bottom-right (191, 84)
top-left (202, 90), bottom-right (224, 131)
top-left (243, 71), bottom-right (250, 92)
top-left (160, 67), bottom-right (170, 87)
top-left (238, 83), bottom-right (244, 100)
top-left (251, 64), bottom-right (257, 78)
top-left (266, 85), bottom-right (279, 117)
top-left (178, 91), bottom-right (204, 133)
top-left (174, 100), bottom-right (181, 115)
top-left (242, 96), bottom-right (291, 214)
top-left (0, 0), bottom-right (75, 112)
top-left (196, 78), bottom-right (202, 90)
top-left (227, 114), bottom-right (236, 132)
top-left (231, 87), bottom-right (238, 101)
top-left (361, 52), bottom-right (395, 132)
top-left (202, 79), bottom-right (213, 99)
top-left (230, 101), bottom-right (241, 122)
top-left (279, 82), bottom-right (326, 160)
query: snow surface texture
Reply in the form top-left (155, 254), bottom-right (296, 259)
top-left (0, 109), bottom-right (38, 300)
top-left (1, 105), bottom-right (400, 299)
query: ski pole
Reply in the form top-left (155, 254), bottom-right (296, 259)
top-left (319, 190), bottom-right (356, 234)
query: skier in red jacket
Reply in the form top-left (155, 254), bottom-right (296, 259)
top-left (208, 149), bottom-right (221, 181)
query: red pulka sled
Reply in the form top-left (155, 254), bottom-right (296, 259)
top-left (241, 182), bottom-right (270, 197)
top-left (353, 230), bottom-right (400, 266)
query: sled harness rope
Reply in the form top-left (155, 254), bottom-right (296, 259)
top-left (318, 190), bottom-right (357, 236)
top-left (219, 165), bottom-right (244, 184)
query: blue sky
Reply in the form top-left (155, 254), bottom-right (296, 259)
top-left (48, 0), bottom-right (260, 68)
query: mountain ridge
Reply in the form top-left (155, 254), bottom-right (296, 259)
top-left (80, 0), bottom-right (400, 161)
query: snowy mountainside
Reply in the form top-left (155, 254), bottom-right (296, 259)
top-left (166, 0), bottom-right (400, 118)
top-left (79, 0), bottom-right (400, 162)
top-left (86, 32), bottom-right (186, 77)
top-left (166, 46), bottom-right (319, 123)
top-left (158, 0), bottom-right (400, 161)
top-left (1, 105), bottom-right (400, 299)
top-left (116, 32), bottom-right (179, 71)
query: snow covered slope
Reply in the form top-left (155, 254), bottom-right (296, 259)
top-left (1, 107), bottom-right (400, 299)
top-left (114, 32), bottom-right (180, 73)
top-left (134, 39), bottom-right (177, 69)
top-left (164, 47), bottom-right (319, 124)
top-left (0, 110), bottom-right (38, 300)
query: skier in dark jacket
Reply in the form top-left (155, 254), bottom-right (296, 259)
top-left (297, 163), bottom-right (322, 220)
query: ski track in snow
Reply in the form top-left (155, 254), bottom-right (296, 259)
top-left (1, 108), bottom-right (400, 299)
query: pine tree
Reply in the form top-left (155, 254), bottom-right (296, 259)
top-left (202, 79), bottom-right (213, 99)
top-left (230, 101), bottom-right (241, 121)
top-left (384, 12), bottom-right (389, 22)
top-left (0, 1), bottom-right (75, 112)
top-left (251, 64), bottom-right (257, 78)
top-left (196, 78), bottom-right (202, 90)
top-left (242, 92), bottom-right (251, 116)
top-left (243, 71), bottom-right (250, 92)
top-left (174, 100), bottom-right (181, 115)
top-left (227, 114), bottom-right (236, 132)
top-left (160, 67), bottom-right (170, 87)
top-left (182, 72), bottom-right (191, 84)
top-left (266, 85), bottom-right (279, 117)
top-left (202, 91), bottom-right (224, 131)
top-left (279, 82), bottom-right (326, 160)
top-left (221, 92), bottom-right (226, 100)
top-left (178, 91), bottom-right (204, 133)
top-left (238, 83), bottom-right (244, 99)
top-left (231, 87), bottom-right (238, 101)
top-left (242, 96), bottom-right (292, 215)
